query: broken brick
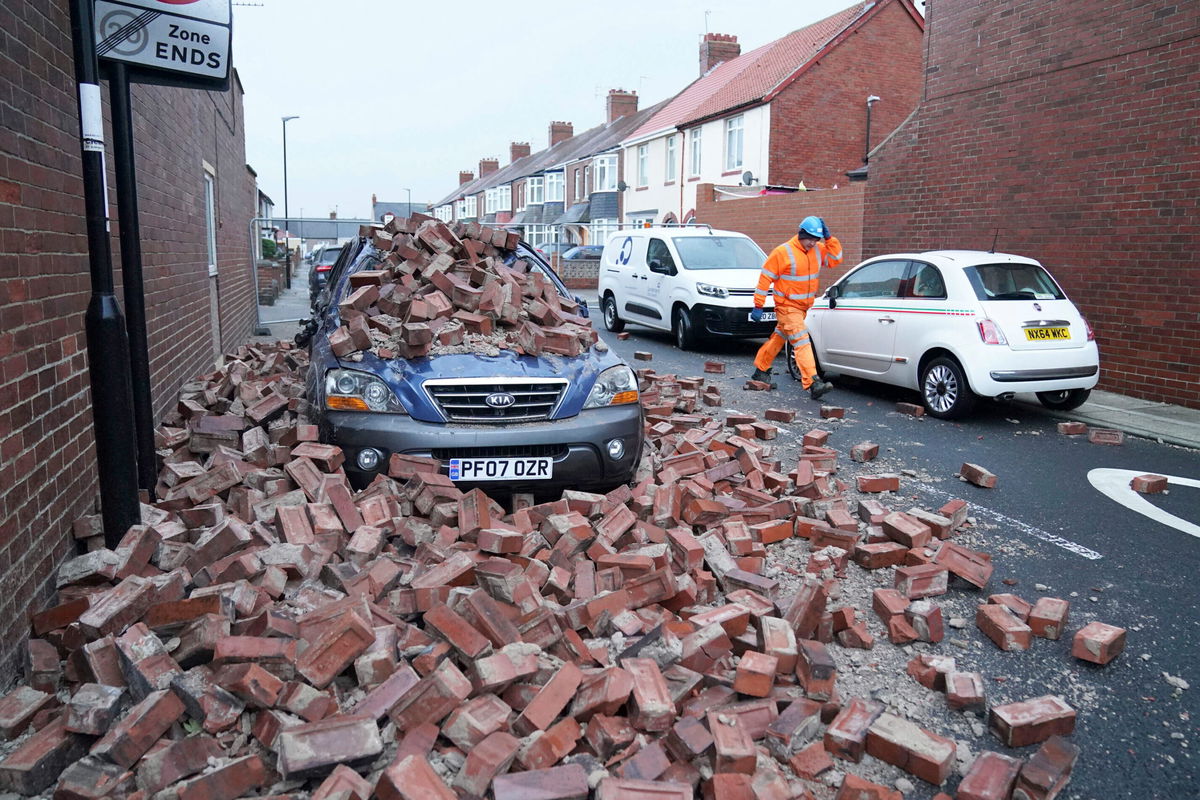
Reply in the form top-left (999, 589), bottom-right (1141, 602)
top-left (1072, 621), bottom-right (1126, 664)
top-left (989, 695), bottom-right (1076, 747)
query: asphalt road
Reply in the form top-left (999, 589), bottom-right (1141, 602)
top-left (605, 324), bottom-right (1199, 800)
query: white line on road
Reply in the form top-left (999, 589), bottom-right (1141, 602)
top-left (914, 484), bottom-right (1104, 560)
top-left (1087, 468), bottom-right (1200, 539)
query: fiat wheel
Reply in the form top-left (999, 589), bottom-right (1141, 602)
top-left (602, 293), bottom-right (625, 333)
top-left (920, 356), bottom-right (977, 419)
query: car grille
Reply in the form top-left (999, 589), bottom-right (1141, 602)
top-left (727, 288), bottom-right (757, 296)
top-left (430, 444), bottom-right (569, 460)
top-left (424, 379), bottom-right (567, 422)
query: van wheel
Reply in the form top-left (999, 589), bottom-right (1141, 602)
top-left (602, 294), bottom-right (625, 333)
top-left (1036, 388), bottom-right (1091, 411)
top-left (673, 306), bottom-right (698, 351)
top-left (920, 356), bottom-right (977, 419)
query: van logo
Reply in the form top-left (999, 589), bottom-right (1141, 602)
top-left (485, 392), bottom-right (516, 409)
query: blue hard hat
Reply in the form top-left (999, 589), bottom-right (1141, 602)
top-left (798, 216), bottom-right (823, 238)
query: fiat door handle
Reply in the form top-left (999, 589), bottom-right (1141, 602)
top-left (878, 316), bottom-right (895, 323)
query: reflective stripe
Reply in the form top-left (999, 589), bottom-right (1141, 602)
top-left (786, 246), bottom-right (798, 277)
top-left (771, 328), bottom-right (786, 340)
top-left (760, 268), bottom-right (778, 279)
top-left (754, 289), bottom-right (769, 297)
top-left (778, 291), bottom-right (817, 300)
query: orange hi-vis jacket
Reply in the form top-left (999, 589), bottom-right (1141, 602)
top-left (753, 235), bottom-right (844, 312)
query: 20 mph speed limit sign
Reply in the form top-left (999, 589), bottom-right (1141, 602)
top-left (95, 0), bottom-right (232, 89)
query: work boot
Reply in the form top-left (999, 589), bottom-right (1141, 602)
top-left (808, 377), bottom-right (833, 401)
top-left (750, 368), bottom-right (777, 389)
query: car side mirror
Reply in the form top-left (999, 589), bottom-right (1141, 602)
top-left (574, 295), bottom-right (590, 318)
top-left (827, 284), bottom-right (841, 309)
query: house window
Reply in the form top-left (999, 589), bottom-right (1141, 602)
top-left (724, 114), bottom-right (744, 171)
top-left (637, 144), bottom-right (648, 187)
top-left (574, 168), bottom-right (583, 203)
top-left (497, 184), bottom-right (511, 212)
top-left (546, 172), bottom-right (564, 202)
top-left (689, 128), bottom-right (702, 176)
top-left (665, 135), bottom-right (677, 182)
top-left (516, 183), bottom-right (526, 212)
top-left (203, 172), bottom-right (217, 276)
top-left (464, 196), bottom-right (477, 218)
top-left (590, 218), bottom-right (618, 245)
top-left (528, 176), bottom-right (544, 205)
top-left (594, 155), bottom-right (617, 192)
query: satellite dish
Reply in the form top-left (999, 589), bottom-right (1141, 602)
top-left (617, 180), bottom-right (629, 192)
top-left (741, 171), bottom-right (755, 186)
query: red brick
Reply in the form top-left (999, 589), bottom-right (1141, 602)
top-left (390, 659), bottom-right (473, 730)
top-left (849, 441), bottom-right (879, 462)
top-left (213, 662), bottom-right (285, 708)
top-left (0, 717), bottom-right (87, 794)
top-left (857, 474), bottom-right (900, 493)
top-left (90, 689), bottom-right (184, 768)
top-left (871, 588), bottom-right (909, 622)
top-left (1072, 621), bottom-right (1127, 664)
top-left (789, 739), bottom-right (834, 779)
top-left (453, 730), bottom-right (521, 796)
top-left (957, 750), bottom-right (1023, 800)
top-left (64, 683), bottom-right (124, 736)
top-left (599, 776), bottom-right (690, 799)
top-left (931, 541), bottom-right (994, 588)
top-left (866, 711), bottom-right (957, 784)
top-left (376, 753), bottom-right (457, 800)
top-left (988, 593), bottom-right (1032, 621)
top-left (733, 651), bottom-right (777, 697)
top-left (1056, 421), bottom-right (1088, 435)
top-left (0, 686), bottom-right (55, 740)
top-left (1087, 427), bottom-right (1124, 445)
top-left (311, 764), bottom-right (373, 800)
top-left (894, 563), bottom-right (948, 598)
top-left (1130, 473), bottom-right (1168, 493)
top-left (495, 764), bottom-right (590, 800)
top-left (136, 734), bottom-right (224, 794)
top-left (177, 754), bottom-right (266, 800)
top-left (977, 603), bottom-right (1033, 651)
top-left (796, 639), bottom-right (837, 700)
top-left (946, 671), bottom-right (986, 713)
top-left (1014, 735), bottom-right (1080, 800)
top-left (622, 658), bottom-right (675, 732)
top-left (989, 695), bottom-right (1076, 747)
top-left (854, 541), bottom-right (908, 569)
top-left (895, 402), bottom-right (924, 417)
top-left (708, 709), bottom-right (756, 774)
top-left (1027, 597), bottom-right (1070, 640)
top-left (297, 608), bottom-right (376, 688)
top-left (515, 716), bottom-right (581, 770)
top-left (442, 693), bottom-right (512, 749)
top-left (820, 406), bottom-right (845, 419)
top-left (905, 600), bottom-right (944, 643)
top-left (276, 715), bottom-right (383, 778)
top-left (824, 697), bottom-right (884, 762)
top-left (959, 462), bottom-right (998, 488)
top-left (834, 773), bottom-right (902, 800)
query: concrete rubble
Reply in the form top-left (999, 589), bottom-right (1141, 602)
top-left (0, 217), bottom-right (1107, 800)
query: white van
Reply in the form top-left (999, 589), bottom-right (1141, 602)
top-left (597, 226), bottom-right (775, 350)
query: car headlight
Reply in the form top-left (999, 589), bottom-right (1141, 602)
top-left (583, 365), bottom-right (640, 409)
top-left (324, 368), bottom-right (406, 413)
top-left (696, 282), bottom-right (728, 299)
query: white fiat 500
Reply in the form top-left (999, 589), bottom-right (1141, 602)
top-left (807, 250), bottom-right (1100, 419)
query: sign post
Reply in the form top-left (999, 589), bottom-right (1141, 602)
top-left (91, 0), bottom-right (233, 497)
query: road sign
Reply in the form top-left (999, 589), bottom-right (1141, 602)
top-left (94, 0), bottom-right (232, 89)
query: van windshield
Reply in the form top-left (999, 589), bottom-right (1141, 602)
top-left (673, 237), bottom-right (767, 270)
top-left (964, 263), bottom-right (1065, 301)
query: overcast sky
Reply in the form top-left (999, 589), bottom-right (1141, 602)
top-left (231, 0), bottom-right (917, 221)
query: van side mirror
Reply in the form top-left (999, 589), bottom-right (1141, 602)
top-left (649, 258), bottom-right (675, 276)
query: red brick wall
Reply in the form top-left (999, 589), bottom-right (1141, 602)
top-left (694, 183), bottom-right (866, 287)
top-left (0, 1), bottom-right (256, 679)
top-left (769, 0), bottom-right (924, 189)
top-left (863, 0), bottom-right (1200, 408)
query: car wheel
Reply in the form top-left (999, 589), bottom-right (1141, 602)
top-left (1036, 388), bottom-right (1091, 411)
top-left (673, 306), bottom-right (698, 351)
top-left (602, 293), bottom-right (625, 333)
top-left (920, 356), bottom-right (977, 419)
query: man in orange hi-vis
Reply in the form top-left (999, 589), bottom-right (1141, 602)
top-left (750, 215), bottom-right (842, 399)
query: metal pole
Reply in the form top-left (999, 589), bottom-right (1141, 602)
top-left (865, 95), bottom-right (880, 164)
top-left (250, 216), bottom-right (270, 336)
top-left (282, 116), bottom-right (298, 289)
top-left (109, 62), bottom-right (157, 497)
top-left (68, 0), bottom-right (141, 546)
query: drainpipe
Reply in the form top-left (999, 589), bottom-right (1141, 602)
top-left (864, 95), bottom-right (881, 163)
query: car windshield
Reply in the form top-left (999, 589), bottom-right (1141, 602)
top-left (673, 237), bottom-right (767, 270)
top-left (316, 247), bottom-right (343, 266)
top-left (965, 263), bottom-right (1065, 301)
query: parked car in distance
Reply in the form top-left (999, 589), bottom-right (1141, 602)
top-left (807, 250), bottom-right (1099, 418)
top-left (536, 242), bottom-right (574, 259)
top-left (597, 225), bottom-right (775, 350)
top-left (308, 243), bottom-right (346, 307)
top-left (562, 245), bottom-right (605, 261)
top-left (304, 236), bottom-right (643, 493)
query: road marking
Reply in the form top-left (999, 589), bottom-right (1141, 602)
top-left (1087, 468), bottom-right (1200, 539)
top-left (914, 484), bottom-right (1103, 560)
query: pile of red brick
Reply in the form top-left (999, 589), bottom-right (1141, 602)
top-left (328, 216), bottom-right (597, 361)
top-left (0, 348), bottom-right (1105, 800)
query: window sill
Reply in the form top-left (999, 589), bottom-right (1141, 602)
top-left (721, 169), bottom-right (744, 177)
top-left (635, 186), bottom-right (648, 192)
top-left (687, 176), bottom-right (701, 182)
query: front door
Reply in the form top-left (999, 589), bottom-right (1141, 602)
top-left (818, 259), bottom-right (909, 376)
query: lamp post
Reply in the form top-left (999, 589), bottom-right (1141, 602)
top-left (402, 187), bottom-right (412, 217)
top-left (281, 115), bottom-right (298, 287)
top-left (864, 95), bottom-right (880, 164)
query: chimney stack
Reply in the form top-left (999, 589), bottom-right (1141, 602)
top-left (606, 89), bottom-right (639, 124)
top-left (549, 121), bottom-right (574, 147)
top-left (459, 170), bottom-right (475, 185)
top-left (329, 210), bottom-right (337, 219)
top-left (479, 158), bottom-right (499, 177)
top-left (510, 141), bottom-right (531, 163)
top-left (699, 33), bottom-right (740, 75)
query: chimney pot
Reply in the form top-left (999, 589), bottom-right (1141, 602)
top-left (510, 141), bottom-right (531, 163)
top-left (459, 170), bottom-right (475, 186)
top-left (479, 158), bottom-right (499, 177)
top-left (549, 121), bottom-right (574, 147)
top-left (606, 89), bottom-right (639, 124)
top-left (699, 32), bottom-right (740, 76)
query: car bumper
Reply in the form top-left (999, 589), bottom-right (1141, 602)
top-left (317, 402), bottom-right (644, 492)
top-left (962, 342), bottom-right (1100, 396)
top-left (695, 303), bottom-right (777, 337)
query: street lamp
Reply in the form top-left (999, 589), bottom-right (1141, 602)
top-left (402, 187), bottom-right (412, 217)
top-left (282, 115), bottom-right (299, 288)
top-left (864, 95), bottom-right (880, 164)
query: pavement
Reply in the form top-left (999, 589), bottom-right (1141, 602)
top-left (252, 279), bottom-right (1200, 451)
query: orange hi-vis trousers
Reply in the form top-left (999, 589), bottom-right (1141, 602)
top-left (753, 306), bottom-right (817, 388)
